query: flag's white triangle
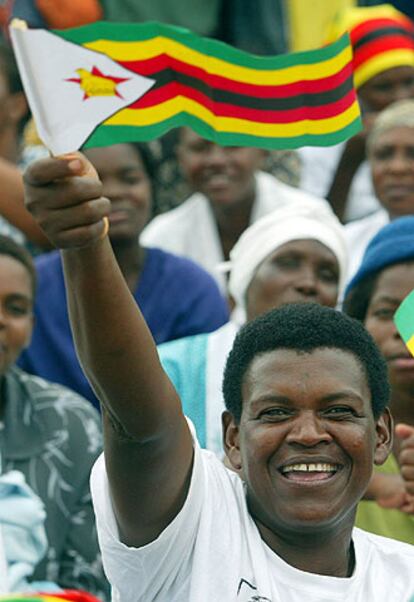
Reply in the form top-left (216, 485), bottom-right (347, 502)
top-left (10, 27), bottom-right (155, 154)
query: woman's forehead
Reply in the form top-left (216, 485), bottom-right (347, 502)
top-left (242, 348), bottom-right (370, 402)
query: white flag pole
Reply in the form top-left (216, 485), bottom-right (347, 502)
top-left (9, 19), bottom-right (55, 152)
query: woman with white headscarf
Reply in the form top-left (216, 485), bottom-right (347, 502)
top-left (158, 201), bottom-right (347, 455)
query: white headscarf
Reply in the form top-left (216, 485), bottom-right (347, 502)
top-left (227, 201), bottom-right (347, 312)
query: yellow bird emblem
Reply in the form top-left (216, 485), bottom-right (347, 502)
top-left (66, 66), bottom-right (129, 100)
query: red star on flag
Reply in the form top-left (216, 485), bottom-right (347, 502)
top-left (66, 66), bottom-right (130, 100)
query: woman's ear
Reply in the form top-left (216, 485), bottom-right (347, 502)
top-left (374, 408), bottom-right (394, 466)
top-left (222, 410), bottom-right (242, 471)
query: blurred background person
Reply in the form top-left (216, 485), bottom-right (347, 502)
top-left (0, 38), bottom-right (49, 250)
top-left (141, 127), bottom-right (330, 292)
top-left (344, 216), bottom-right (414, 543)
top-left (299, 4), bottom-right (414, 223)
top-left (345, 99), bottom-right (414, 282)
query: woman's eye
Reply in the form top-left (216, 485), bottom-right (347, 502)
top-left (274, 256), bottom-right (299, 269)
top-left (189, 142), bottom-right (210, 153)
top-left (260, 408), bottom-right (292, 420)
top-left (123, 177), bottom-right (141, 185)
top-left (372, 147), bottom-right (393, 161)
top-left (7, 304), bottom-right (29, 316)
top-left (121, 172), bottom-right (146, 185)
top-left (373, 308), bottom-right (394, 320)
top-left (372, 81), bottom-right (392, 93)
top-left (319, 268), bottom-right (338, 283)
top-left (324, 406), bottom-right (356, 418)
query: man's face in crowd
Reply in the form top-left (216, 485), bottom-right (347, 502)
top-left (177, 128), bottom-right (264, 209)
top-left (223, 348), bottom-right (391, 537)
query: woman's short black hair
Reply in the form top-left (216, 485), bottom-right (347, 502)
top-left (223, 303), bottom-right (389, 421)
top-left (0, 235), bottom-right (36, 296)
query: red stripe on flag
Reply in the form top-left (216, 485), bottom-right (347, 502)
top-left (119, 56), bottom-right (354, 99)
top-left (130, 82), bottom-right (357, 123)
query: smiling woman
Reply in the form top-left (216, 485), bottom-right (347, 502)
top-left (344, 216), bottom-right (414, 543)
top-left (225, 346), bottom-right (380, 534)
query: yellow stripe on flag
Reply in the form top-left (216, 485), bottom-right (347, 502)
top-left (105, 95), bottom-right (360, 136)
top-left (85, 38), bottom-right (353, 86)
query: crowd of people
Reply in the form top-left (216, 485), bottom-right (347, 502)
top-left (0, 2), bottom-right (413, 601)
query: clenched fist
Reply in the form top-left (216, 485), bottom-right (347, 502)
top-left (24, 152), bottom-right (110, 249)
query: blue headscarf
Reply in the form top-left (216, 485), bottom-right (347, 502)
top-left (345, 216), bottom-right (414, 298)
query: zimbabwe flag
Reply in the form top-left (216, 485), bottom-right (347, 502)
top-left (0, 592), bottom-right (100, 602)
top-left (0, 590), bottom-right (101, 601)
top-left (11, 21), bottom-right (361, 154)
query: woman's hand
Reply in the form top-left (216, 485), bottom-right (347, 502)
top-left (23, 152), bottom-right (110, 249)
top-left (396, 423), bottom-right (414, 500)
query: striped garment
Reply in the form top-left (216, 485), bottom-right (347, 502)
top-left (327, 4), bottom-right (414, 88)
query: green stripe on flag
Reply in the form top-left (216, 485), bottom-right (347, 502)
top-left (54, 21), bottom-right (351, 71)
top-left (82, 115), bottom-right (362, 151)
top-left (394, 288), bottom-right (414, 345)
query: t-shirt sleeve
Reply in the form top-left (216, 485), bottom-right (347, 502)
top-left (90, 426), bottom-right (206, 601)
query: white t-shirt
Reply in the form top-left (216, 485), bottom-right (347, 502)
top-left (299, 144), bottom-right (380, 223)
top-left (91, 436), bottom-right (414, 602)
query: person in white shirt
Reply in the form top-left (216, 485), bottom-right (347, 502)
top-left (141, 127), bottom-right (328, 291)
top-left (345, 98), bottom-right (414, 285)
top-left (22, 152), bottom-right (414, 602)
